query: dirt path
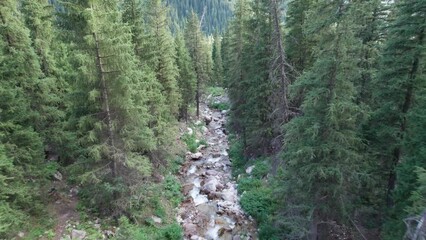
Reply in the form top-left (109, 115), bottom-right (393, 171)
top-left (177, 99), bottom-right (257, 240)
top-left (47, 181), bottom-right (79, 240)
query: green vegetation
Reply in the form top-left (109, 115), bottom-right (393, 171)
top-left (224, 0), bottom-right (426, 238)
top-left (1, 0), bottom-right (424, 238)
top-left (229, 139), bottom-right (277, 239)
top-left (166, 0), bottom-right (233, 34)
top-left (0, 0), bottom-right (217, 238)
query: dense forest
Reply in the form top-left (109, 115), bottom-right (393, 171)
top-left (166, 0), bottom-right (234, 34)
top-left (0, 0), bottom-right (425, 239)
top-left (0, 0), bottom-right (215, 239)
top-left (223, 0), bottom-right (425, 239)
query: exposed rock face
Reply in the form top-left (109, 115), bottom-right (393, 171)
top-left (178, 101), bottom-right (257, 240)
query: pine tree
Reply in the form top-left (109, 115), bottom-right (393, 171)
top-left (0, 0), bottom-right (45, 236)
top-left (62, 0), bottom-right (158, 214)
top-left (224, 0), bottom-right (250, 147)
top-left (175, 30), bottom-right (196, 121)
top-left (372, 0), bottom-right (426, 238)
top-left (278, 1), bottom-right (365, 238)
top-left (212, 31), bottom-right (224, 85)
top-left (140, 0), bottom-right (181, 117)
top-left (185, 11), bottom-right (206, 117)
top-left (20, 0), bottom-right (69, 159)
top-left (202, 37), bottom-right (214, 86)
top-left (122, 0), bottom-right (175, 148)
top-left (284, 0), bottom-right (314, 107)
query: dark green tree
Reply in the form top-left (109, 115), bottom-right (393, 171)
top-left (212, 31), bottom-right (224, 85)
top-left (0, 0), bottom-right (45, 236)
top-left (62, 0), bottom-right (158, 214)
top-left (278, 1), bottom-right (365, 238)
top-left (141, 0), bottom-right (181, 117)
top-left (372, 0), bottom-right (426, 238)
top-left (185, 11), bottom-right (207, 117)
top-left (175, 30), bottom-right (196, 121)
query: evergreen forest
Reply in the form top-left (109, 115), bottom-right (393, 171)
top-left (0, 0), bottom-right (424, 239)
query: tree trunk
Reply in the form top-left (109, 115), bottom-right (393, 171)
top-left (270, 0), bottom-right (290, 123)
top-left (386, 27), bottom-right (423, 206)
top-left (93, 32), bottom-right (117, 178)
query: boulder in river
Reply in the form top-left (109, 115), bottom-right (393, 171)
top-left (204, 115), bottom-right (212, 125)
top-left (201, 126), bottom-right (209, 134)
top-left (197, 144), bottom-right (207, 151)
top-left (183, 223), bottom-right (197, 237)
top-left (182, 183), bottom-right (194, 195)
top-left (191, 152), bottom-right (203, 160)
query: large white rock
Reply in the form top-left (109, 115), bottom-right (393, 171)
top-left (151, 216), bottom-right (162, 224)
top-left (71, 229), bottom-right (86, 240)
top-left (245, 165), bottom-right (255, 174)
top-left (201, 126), bottom-right (209, 134)
top-left (191, 152), bottom-right (203, 160)
top-left (54, 171), bottom-right (63, 181)
top-left (187, 127), bottom-right (193, 135)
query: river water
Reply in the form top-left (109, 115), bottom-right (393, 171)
top-left (177, 101), bottom-right (257, 240)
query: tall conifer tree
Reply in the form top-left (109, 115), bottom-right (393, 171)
top-left (0, 0), bottom-right (45, 235)
top-left (278, 1), bottom-right (365, 238)
top-left (175, 31), bottom-right (196, 121)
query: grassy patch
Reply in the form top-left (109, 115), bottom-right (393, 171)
top-left (181, 133), bottom-right (206, 153)
top-left (115, 217), bottom-right (183, 240)
top-left (206, 86), bottom-right (225, 97)
top-left (209, 102), bottom-right (230, 111)
top-left (228, 136), bottom-right (281, 239)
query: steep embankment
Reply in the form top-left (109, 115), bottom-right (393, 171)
top-left (177, 96), bottom-right (257, 240)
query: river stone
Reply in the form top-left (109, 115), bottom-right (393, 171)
top-left (197, 145), bottom-right (207, 151)
top-left (202, 126), bottom-right (209, 133)
top-left (71, 229), bottom-right (86, 240)
top-left (187, 127), bottom-right (193, 135)
top-left (182, 183), bottom-right (194, 195)
top-left (204, 115), bottom-right (212, 125)
top-left (245, 165), bottom-right (255, 174)
top-left (183, 223), bottom-right (197, 237)
top-left (54, 171), bottom-right (63, 181)
top-left (206, 169), bottom-right (219, 176)
top-left (196, 203), bottom-right (218, 215)
top-left (191, 152), bottom-right (203, 160)
top-left (202, 177), bottom-right (219, 194)
top-left (151, 216), bottom-right (162, 224)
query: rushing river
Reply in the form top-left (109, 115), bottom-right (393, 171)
top-left (177, 101), bottom-right (257, 240)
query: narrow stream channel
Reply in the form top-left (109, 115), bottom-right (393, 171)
top-left (177, 100), bottom-right (257, 240)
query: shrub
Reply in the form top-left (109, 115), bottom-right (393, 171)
top-left (163, 175), bottom-right (183, 208)
top-left (181, 133), bottom-right (198, 153)
top-left (240, 187), bottom-right (273, 223)
top-left (252, 161), bottom-right (269, 179)
top-left (161, 223), bottom-right (183, 240)
top-left (209, 102), bottom-right (229, 111)
top-left (206, 87), bottom-right (225, 97)
top-left (238, 177), bottom-right (262, 193)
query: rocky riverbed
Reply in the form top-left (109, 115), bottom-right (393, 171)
top-left (177, 99), bottom-right (257, 240)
